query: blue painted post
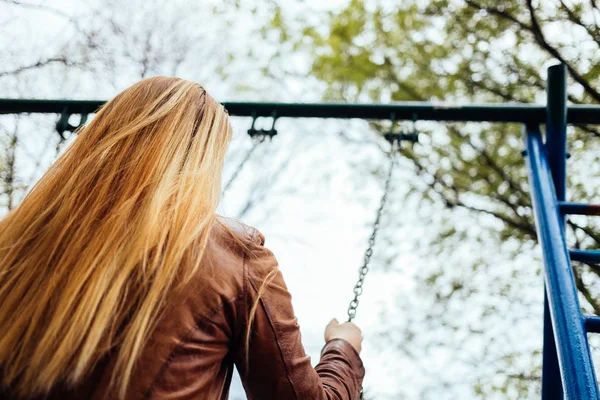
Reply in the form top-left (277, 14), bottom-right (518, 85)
top-left (542, 63), bottom-right (568, 400)
top-left (525, 125), bottom-right (599, 399)
top-left (542, 291), bottom-right (563, 400)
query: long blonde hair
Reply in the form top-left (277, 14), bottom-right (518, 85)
top-left (0, 77), bottom-right (232, 398)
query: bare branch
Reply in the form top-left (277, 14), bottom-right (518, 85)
top-left (507, 373), bottom-right (541, 382)
top-left (573, 263), bottom-right (600, 314)
top-left (0, 56), bottom-right (75, 77)
top-left (1, 122), bottom-right (19, 210)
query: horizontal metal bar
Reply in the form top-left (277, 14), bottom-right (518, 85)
top-left (558, 202), bottom-right (600, 216)
top-left (2, 98), bottom-right (600, 124)
top-left (569, 249), bottom-right (600, 264)
top-left (0, 99), bottom-right (104, 115)
top-left (524, 124), bottom-right (599, 399)
top-left (225, 102), bottom-right (551, 122)
top-left (584, 316), bottom-right (600, 333)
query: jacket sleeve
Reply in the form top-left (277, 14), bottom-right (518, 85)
top-left (234, 229), bottom-right (365, 400)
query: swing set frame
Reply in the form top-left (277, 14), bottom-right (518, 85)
top-left (1, 63), bottom-right (600, 399)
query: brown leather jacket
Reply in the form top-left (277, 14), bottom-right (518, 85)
top-left (4, 218), bottom-right (364, 399)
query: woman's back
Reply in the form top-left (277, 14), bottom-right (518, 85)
top-left (1, 217), bottom-right (364, 399)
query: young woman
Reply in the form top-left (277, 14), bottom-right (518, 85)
top-left (0, 77), bottom-right (364, 399)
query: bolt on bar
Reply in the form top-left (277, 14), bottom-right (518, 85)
top-left (2, 98), bottom-right (600, 124)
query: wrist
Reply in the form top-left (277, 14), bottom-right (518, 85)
top-left (322, 338), bottom-right (365, 375)
top-left (325, 337), bottom-right (361, 354)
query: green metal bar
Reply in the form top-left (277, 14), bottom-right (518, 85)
top-left (225, 102), bottom-right (548, 122)
top-left (2, 98), bottom-right (600, 124)
top-left (546, 64), bottom-right (568, 203)
top-left (542, 63), bottom-right (568, 400)
top-left (0, 99), bottom-right (104, 115)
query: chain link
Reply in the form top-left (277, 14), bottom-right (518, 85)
top-left (347, 146), bottom-right (398, 322)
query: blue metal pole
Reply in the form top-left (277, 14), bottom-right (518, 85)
top-left (542, 289), bottom-right (563, 400)
top-left (542, 63), bottom-right (568, 400)
top-left (525, 124), bottom-right (599, 400)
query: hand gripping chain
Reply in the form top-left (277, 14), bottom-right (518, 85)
top-left (347, 144), bottom-right (398, 322)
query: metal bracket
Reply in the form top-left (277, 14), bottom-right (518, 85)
top-left (247, 111), bottom-right (278, 140)
top-left (383, 112), bottom-right (419, 149)
top-left (56, 107), bottom-right (88, 138)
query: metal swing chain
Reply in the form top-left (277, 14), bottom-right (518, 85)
top-left (347, 144), bottom-right (398, 323)
top-left (222, 113), bottom-right (277, 196)
top-left (222, 136), bottom-right (266, 195)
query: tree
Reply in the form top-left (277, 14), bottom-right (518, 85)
top-left (264, 0), bottom-right (600, 397)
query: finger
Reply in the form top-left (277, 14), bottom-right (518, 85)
top-left (324, 318), bottom-right (339, 337)
top-left (324, 318), bottom-right (339, 341)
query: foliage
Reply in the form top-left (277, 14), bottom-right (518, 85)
top-left (266, 0), bottom-right (600, 397)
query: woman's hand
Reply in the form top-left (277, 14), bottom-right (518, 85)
top-left (324, 318), bottom-right (363, 354)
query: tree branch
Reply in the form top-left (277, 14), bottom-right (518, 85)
top-left (407, 151), bottom-right (538, 239)
top-left (559, 0), bottom-right (600, 46)
top-left (573, 263), bottom-right (600, 314)
top-left (1, 122), bottom-right (18, 210)
top-left (464, 1), bottom-right (531, 31)
top-left (2, 0), bottom-right (84, 32)
top-left (0, 56), bottom-right (74, 77)
top-left (567, 219), bottom-right (600, 245)
top-left (573, 124), bottom-right (600, 138)
top-left (466, 0), bottom-right (600, 103)
top-left (383, 56), bottom-right (427, 101)
top-left (468, 77), bottom-right (521, 102)
top-left (525, 0), bottom-right (600, 102)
